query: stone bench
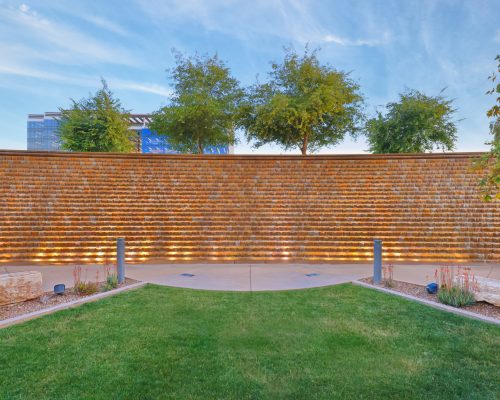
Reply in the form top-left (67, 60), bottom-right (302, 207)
top-left (0, 271), bottom-right (43, 306)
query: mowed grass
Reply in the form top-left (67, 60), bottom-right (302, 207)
top-left (0, 284), bottom-right (499, 400)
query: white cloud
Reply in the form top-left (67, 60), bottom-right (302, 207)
top-left (323, 32), bottom-right (391, 47)
top-left (0, 59), bottom-right (170, 97)
top-left (15, 1), bottom-right (133, 37)
top-left (0, 5), bottom-right (137, 66)
top-left (109, 80), bottom-right (172, 97)
top-left (135, 0), bottom-right (391, 47)
top-left (0, 62), bottom-right (66, 81)
top-left (79, 15), bottom-right (131, 37)
top-left (0, 3), bottom-right (168, 102)
top-left (19, 3), bottom-right (30, 13)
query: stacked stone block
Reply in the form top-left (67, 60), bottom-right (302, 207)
top-left (0, 151), bottom-right (498, 264)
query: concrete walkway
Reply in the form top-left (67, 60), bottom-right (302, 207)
top-left (127, 264), bottom-right (368, 291)
top-left (2, 263), bottom-right (499, 292)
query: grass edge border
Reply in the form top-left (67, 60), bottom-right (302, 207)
top-left (2, 280), bottom-right (498, 329)
top-left (0, 281), bottom-right (146, 329)
top-left (352, 280), bottom-right (500, 326)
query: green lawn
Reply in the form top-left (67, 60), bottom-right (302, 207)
top-left (1, 284), bottom-right (499, 400)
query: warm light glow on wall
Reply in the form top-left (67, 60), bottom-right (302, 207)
top-left (0, 153), bottom-right (496, 265)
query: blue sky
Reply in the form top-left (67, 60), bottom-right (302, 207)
top-left (0, 0), bottom-right (498, 154)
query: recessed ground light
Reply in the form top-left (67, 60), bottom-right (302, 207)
top-left (305, 273), bottom-right (320, 277)
top-left (180, 273), bottom-right (195, 277)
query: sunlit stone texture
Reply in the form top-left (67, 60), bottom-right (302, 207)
top-left (0, 151), bottom-right (498, 265)
top-left (0, 271), bottom-right (43, 305)
top-left (473, 276), bottom-right (500, 306)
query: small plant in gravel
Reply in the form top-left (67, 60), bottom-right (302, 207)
top-left (438, 286), bottom-right (475, 308)
top-left (73, 265), bottom-right (100, 296)
top-left (74, 281), bottom-right (99, 296)
top-left (382, 263), bottom-right (395, 288)
top-left (435, 266), bottom-right (477, 308)
top-left (103, 263), bottom-right (119, 291)
top-left (104, 273), bottom-right (118, 291)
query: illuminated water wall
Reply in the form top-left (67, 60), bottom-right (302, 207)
top-left (0, 151), bottom-right (498, 265)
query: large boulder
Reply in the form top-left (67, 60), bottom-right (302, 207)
top-left (0, 271), bottom-right (43, 306)
top-left (473, 276), bottom-right (500, 307)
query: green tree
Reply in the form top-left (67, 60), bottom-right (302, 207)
top-left (366, 89), bottom-right (458, 154)
top-left (58, 79), bottom-right (135, 153)
top-left (149, 52), bottom-right (243, 154)
top-left (241, 47), bottom-right (364, 155)
top-left (475, 54), bottom-right (499, 201)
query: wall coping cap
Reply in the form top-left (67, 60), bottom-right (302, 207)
top-left (0, 150), bottom-right (486, 161)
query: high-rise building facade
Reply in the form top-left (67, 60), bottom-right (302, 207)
top-left (27, 112), bottom-right (233, 154)
top-left (27, 113), bottom-right (62, 151)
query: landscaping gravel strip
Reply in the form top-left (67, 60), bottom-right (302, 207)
top-left (359, 277), bottom-right (500, 319)
top-left (0, 281), bottom-right (146, 329)
top-left (0, 277), bottom-right (139, 320)
top-left (352, 280), bottom-right (500, 326)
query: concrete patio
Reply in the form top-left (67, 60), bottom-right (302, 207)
top-left (2, 263), bottom-right (499, 292)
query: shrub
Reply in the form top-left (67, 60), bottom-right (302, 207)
top-left (74, 281), bottom-right (99, 296)
top-left (438, 286), bottom-right (475, 308)
top-left (435, 266), bottom-right (477, 308)
top-left (73, 265), bottom-right (83, 287)
top-left (73, 265), bottom-right (100, 296)
top-left (104, 273), bottom-right (118, 291)
top-left (382, 263), bottom-right (394, 288)
top-left (103, 263), bottom-right (119, 291)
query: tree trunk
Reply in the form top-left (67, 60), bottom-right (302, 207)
top-left (301, 135), bottom-right (308, 155)
top-left (197, 138), bottom-right (203, 154)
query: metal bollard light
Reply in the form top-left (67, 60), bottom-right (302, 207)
top-left (373, 239), bottom-right (382, 284)
top-left (117, 238), bottom-right (125, 284)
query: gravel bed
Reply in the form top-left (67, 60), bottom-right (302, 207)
top-left (360, 277), bottom-right (500, 320)
top-left (0, 278), bottom-right (139, 321)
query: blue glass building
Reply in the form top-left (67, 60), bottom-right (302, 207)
top-left (27, 113), bottom-right (232, 154)
top-left (27, 113), bottom-right (62, 151)
top-left (140, 128), bottom-right (177, 154)
top-left (140, 128), bottom-right (230, 154)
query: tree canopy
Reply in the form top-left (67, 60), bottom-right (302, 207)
top-left (476, 54), bottom-right (499, 201)
top-left (149, 52), bottom-right (243, 154)
top-left (241, 47), bottom-right (364, 155)
top-left (58, 79), bottom-right (135, 153)
top-left (365, 89), bottom-right (458, 154)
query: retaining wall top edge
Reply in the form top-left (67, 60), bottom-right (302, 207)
top-left (0, 150), bottom-right (487, 161)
